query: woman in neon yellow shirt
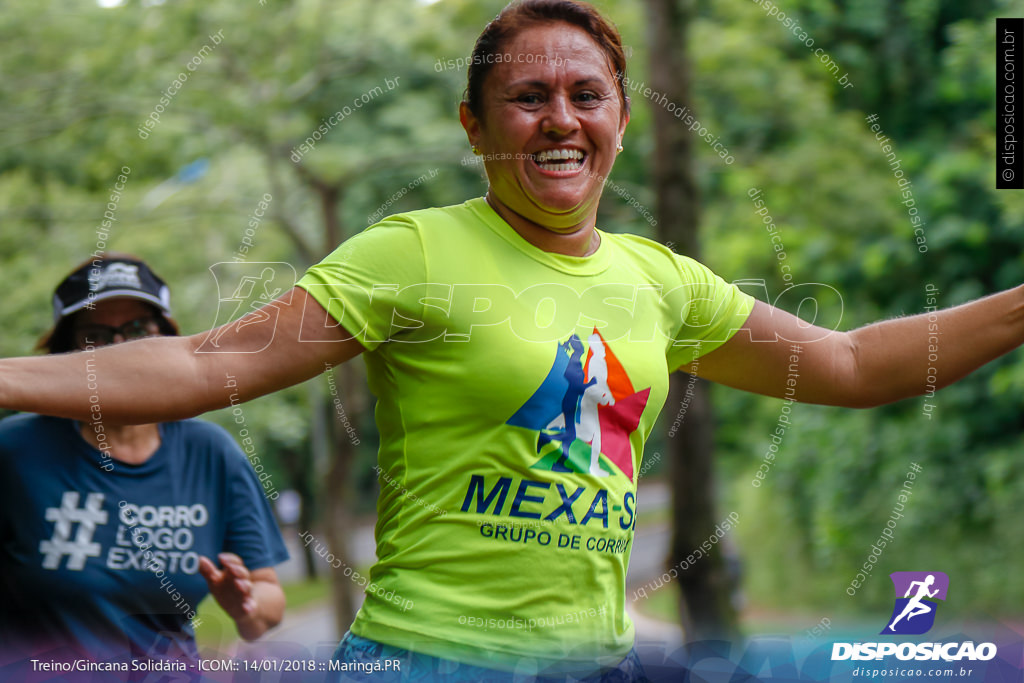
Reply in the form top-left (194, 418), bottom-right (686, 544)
top-left (2, 1), bottom-right (1023, 680)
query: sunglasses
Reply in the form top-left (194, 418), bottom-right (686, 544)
top-left (74, 316), bottom-right (162, 349)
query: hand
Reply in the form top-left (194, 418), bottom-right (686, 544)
top-left (198, 552), bottom-right (258, 621)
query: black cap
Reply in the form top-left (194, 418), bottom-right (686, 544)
top-left (52, 257), bottom-right (172, 323)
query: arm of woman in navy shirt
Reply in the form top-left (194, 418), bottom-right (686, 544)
top-left (199, 552), bottom-right (285, 641)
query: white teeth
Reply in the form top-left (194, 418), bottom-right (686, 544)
top-left (536, 160), bottom-right (583, 172)
top-left (535, 148), bottom-right (584, 163)
top-left (534, 148), bottom-right (585, 172)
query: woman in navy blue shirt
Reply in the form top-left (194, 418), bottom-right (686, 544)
top-left (0, 254), bottom-right (289, 675)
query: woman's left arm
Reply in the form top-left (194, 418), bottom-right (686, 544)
top-left (198, 554), bottom-right (285, 641)
top-left (683, 286), bottom-right (1024, 408)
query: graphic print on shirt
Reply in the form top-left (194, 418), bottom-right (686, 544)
top-left (38, 491), bottom-right (210, 575)
top-left (39, 491), bottom-right (108, 570)
top-left (507, 329), bottom-right (651, 482)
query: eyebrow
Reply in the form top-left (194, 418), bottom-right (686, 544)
top-left (504, 77), bottom-right (610, 91)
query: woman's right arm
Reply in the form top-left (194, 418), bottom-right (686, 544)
top-left (0, 286), bottom-right (364, 424)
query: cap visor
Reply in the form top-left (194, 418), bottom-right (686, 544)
top-left (59, 289), bottom-right (172, 318)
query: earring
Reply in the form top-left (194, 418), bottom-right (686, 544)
top-left (616, 143), bottom-right (624, 152)
top-left (472, 146), bottom-right (481, 155)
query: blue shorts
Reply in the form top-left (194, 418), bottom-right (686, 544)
top-left (329, 631), bottom-right (650, 683)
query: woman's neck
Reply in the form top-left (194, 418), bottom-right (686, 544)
top-left (485, 191), bottom-right (601, 258)
top-left (79, 422), bottom-right (161, 465)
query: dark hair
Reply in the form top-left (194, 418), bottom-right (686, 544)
top-left (38, 251), bottom-right (180, 355)
top-left (464, 0), bottom-right (630, 120)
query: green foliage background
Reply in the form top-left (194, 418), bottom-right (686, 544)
top-left (1, 0), bottom-right (1022, 627)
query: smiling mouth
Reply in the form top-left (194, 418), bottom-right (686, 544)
top-left (532, 148), bottom-right (586, 173)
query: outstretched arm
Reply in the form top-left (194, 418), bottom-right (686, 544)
top-left (0, 286), bottom-right (364, 423)
top-left (684, 286), bottom-right (1024, 408)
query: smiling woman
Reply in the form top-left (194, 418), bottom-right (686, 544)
top-left (4, 1), bottom-right (1024, 682)
top-left (459, 1), bottom-right (630, 252)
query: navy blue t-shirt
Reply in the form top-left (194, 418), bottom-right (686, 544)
top-left (0, 414), bottom-right (289, 669)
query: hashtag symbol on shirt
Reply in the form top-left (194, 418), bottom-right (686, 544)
top-left (39, 492), bottom-right (108, 570)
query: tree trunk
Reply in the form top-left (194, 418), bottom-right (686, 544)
top-left (647, 0), bottom-right (741, 642)
top-left (314, 185), bottom-right (373, 634)
top-left (308, 183), bottom-right (361, 632)
top-left (323, 376), bottom-right (360, 633)
top-left (278, 444), bottom-right (318, 580)
top-left (322, 360), bottom-right (370, 633)
top-left (321, 184), bottom-right (343, 253)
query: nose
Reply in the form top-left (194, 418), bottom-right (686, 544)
top-left (541, 93), bottom-right (580, 138)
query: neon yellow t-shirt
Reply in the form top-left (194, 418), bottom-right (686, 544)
top-left (297, 197), bottom-right (754, 675)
